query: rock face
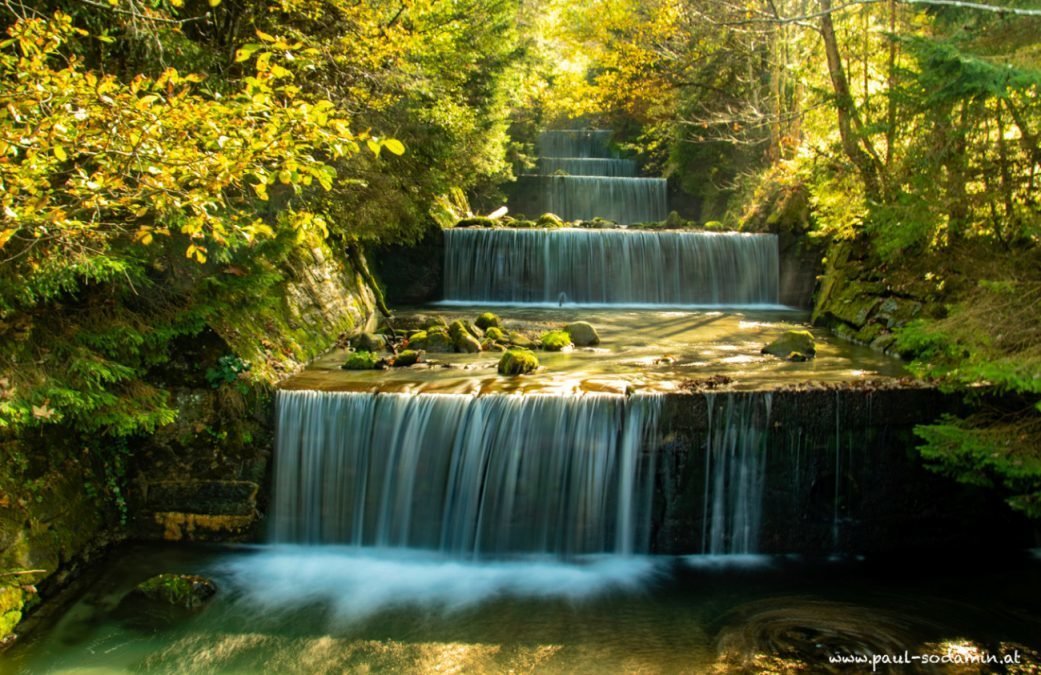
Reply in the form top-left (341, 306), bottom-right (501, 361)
top-left (498, 349), bottom-right (539, 375)
top-left (134, 574), bottom-right (216, 609)
top-left (565, 321), bottom-right (600, 346)
top-left (762, 330), bottom-right (816, 360)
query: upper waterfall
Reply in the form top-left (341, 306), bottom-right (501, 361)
top-left (442, 228), bottom-right (781, 306)
top-left (510, 129), bottom-right (667, 223)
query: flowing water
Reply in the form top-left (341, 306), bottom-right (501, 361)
top-left (511, 130), bottom-right (668, 223)
top-left (5, 544), bottom-right (1040, 674)
top-left (443, 229), bottom-right (779, 306)
top-left (271, 391), bottom-right (661, 556)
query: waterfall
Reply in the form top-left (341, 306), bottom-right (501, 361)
top-left (701, 393), bottom-right (771, 555)
top-left (442, 228), bottom-right (780, 306)
top-left (538, 158), bottom-right (638, 177)
top-left (511, 129), bottom-right (667, 223)
top-left (272, 390), bottom-right (662, 556)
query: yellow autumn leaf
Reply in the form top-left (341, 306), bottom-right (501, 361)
top-left (366, 139), bottom-right (381, 157)
top-left (0, 228), bottom-right (17, 249)
top-left (382, 138), bottom-right (405, 156)
top-left (53, 145), bottom-right (67, 161)
top-left (209, 0), bottom-right (221, 6)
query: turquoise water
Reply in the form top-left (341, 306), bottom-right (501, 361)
top-left (5, 544), bottom-right (1040, 673)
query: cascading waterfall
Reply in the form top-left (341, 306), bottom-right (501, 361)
top-left (443, 228), bottom-right (780, 305)
top-left (272, 390), bottom-right (662, 556)
top-left (511, 129), bottom-right (668, 223)
top-left (701, 393), bottom-right (771, 555)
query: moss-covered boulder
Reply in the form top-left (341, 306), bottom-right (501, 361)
top-left (537, 213), bottom-right (565, 228)
top-left (448, 319), bottom-right (482, 340)
top-left (455, 332), bottom-right (482, 353)
top-left (507, 331), bottom-right (534, 348)
top-left (498, 349), bottom-right (539, 375)
top-left (484, 326), bottom-right (507, 342)
top-left (481, 338), bottom-right (506, 352)
top-left (415, 327), bottom-right (454, 353)
top-left (349, 332), bottom-right (387, 353)
top-left (565, 321), bottom-right (600, 346)
top-left (392, 350), bottom-right (420, 367)
top-left (474, 312), bottom-right (502, 330)
top-left (134, 574), bottom-right (216, 609)
top-left (539, 330), bottom-right (573, 351)
top-left (341, 350), bottom-right (382, 370)
top-left (512, 219), bottom-right (537, 229)
top-left (762, 330), bottom-right (816, 359)
top-left (422, 315), bottom-right (450, 330)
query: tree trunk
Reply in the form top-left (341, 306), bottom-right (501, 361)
top-left (819, 0), bottom-right (883, 200)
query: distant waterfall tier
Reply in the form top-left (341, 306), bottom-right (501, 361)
top-left (512, 175), bottom-right (667, 224)
top-left (442, 228), bottom-right (780, 306)
top-left (536, 158), bottom-right (637, 177)
top-left (537, 129), bottom-right (614, 158)
top-left (272, 390), bottom-right (662, 556)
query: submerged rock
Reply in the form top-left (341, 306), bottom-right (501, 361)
top-left (134, 574), bottom-right (216, 609)
top-left (349, 332), bottom-right (387, 353)
top-left (539, 330), bottom-right (573, 351)
top-left (474, 312), bottom-right (502, 330)
top-left (565, 321), bottom-right (600, 346)
top-left (762, 330), bottom-right (816, 359)
top-left (498, 349), bottom-right (539, 375)
top-left (341, 350), bottom-right (382, 370)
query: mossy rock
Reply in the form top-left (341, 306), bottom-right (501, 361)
top-left (455, 216), bottom-right (496, 228)
top-left (536, 213), bottom-right (565, 228)
top-left (498, 349), bottom-right (539, 375)
top-left (393, 350), bottom-right (420, 367)
top-left (507, 331), bottom-right (534, 348)
top-left (762, 330), bottom-right (816, 359)
top-left (474, 312), bottom-right (502, 330)
top-left (455, 332), bottom-right (482, 353)
top-left (565, 321), bottom-right (600, 346)
top-left (484, 326), bottom-right (506, 342)
top-left (421, 327), bottom-right (455, 353)
top-left (481, 338), bottom-right (505, 352)
top-left (448, 319), bottom-right (482, 341)
top-left (512, 219), bottom-right (537, 229)
top-left (341, 350), bottom-right (382, 370)
top-left (703, 220), bottom-right (726, 231)
top-left (665, 211), bottom-right (686, 229)
top-left (348, 332), bottom-right (387, 353)
top-left (422, 315), bottom-right (450, 330)
top-left (539, 330), bottom-right (573, 351)
top-left (786, 351), bottom-right (809, 362)
top-left (134, 574), bottom-right (216, 609)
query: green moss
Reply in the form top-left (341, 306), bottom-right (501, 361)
top-left (455, 332), bottom-right (482, 353)
top-left (455, 216), bottom-right (496, 228)
top-left (511, 219), bottom-right (537, 229)
top-left (539, 330), bottom-right (572, 351)
top-left (536, 213), bottom-right (565, 228)
top-left (136, 573), bottom-right (216, 608)
top-left (507, 331), bottom-right (534, 348)
top-left (484, 326), bottom-right (506, 342)
top-left (498, 349), bottom-right (539, 375)
top-left (0, 609), bottom-right (22, 638)
top-left (474, 312), bottom-right (502, 330)
top-left (341, 351), bottom-right (381, 370)
top-left (393, 350), bottom-right (420, 367)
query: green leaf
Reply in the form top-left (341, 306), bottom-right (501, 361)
top-left (235, 44), bottom-right (263, 62)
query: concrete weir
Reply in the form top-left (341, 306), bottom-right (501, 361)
top-left (271, 385), bottom-right (1029, 557)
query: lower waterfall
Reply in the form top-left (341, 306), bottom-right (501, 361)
top-left (272, 390), bottom-right (662, 556)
